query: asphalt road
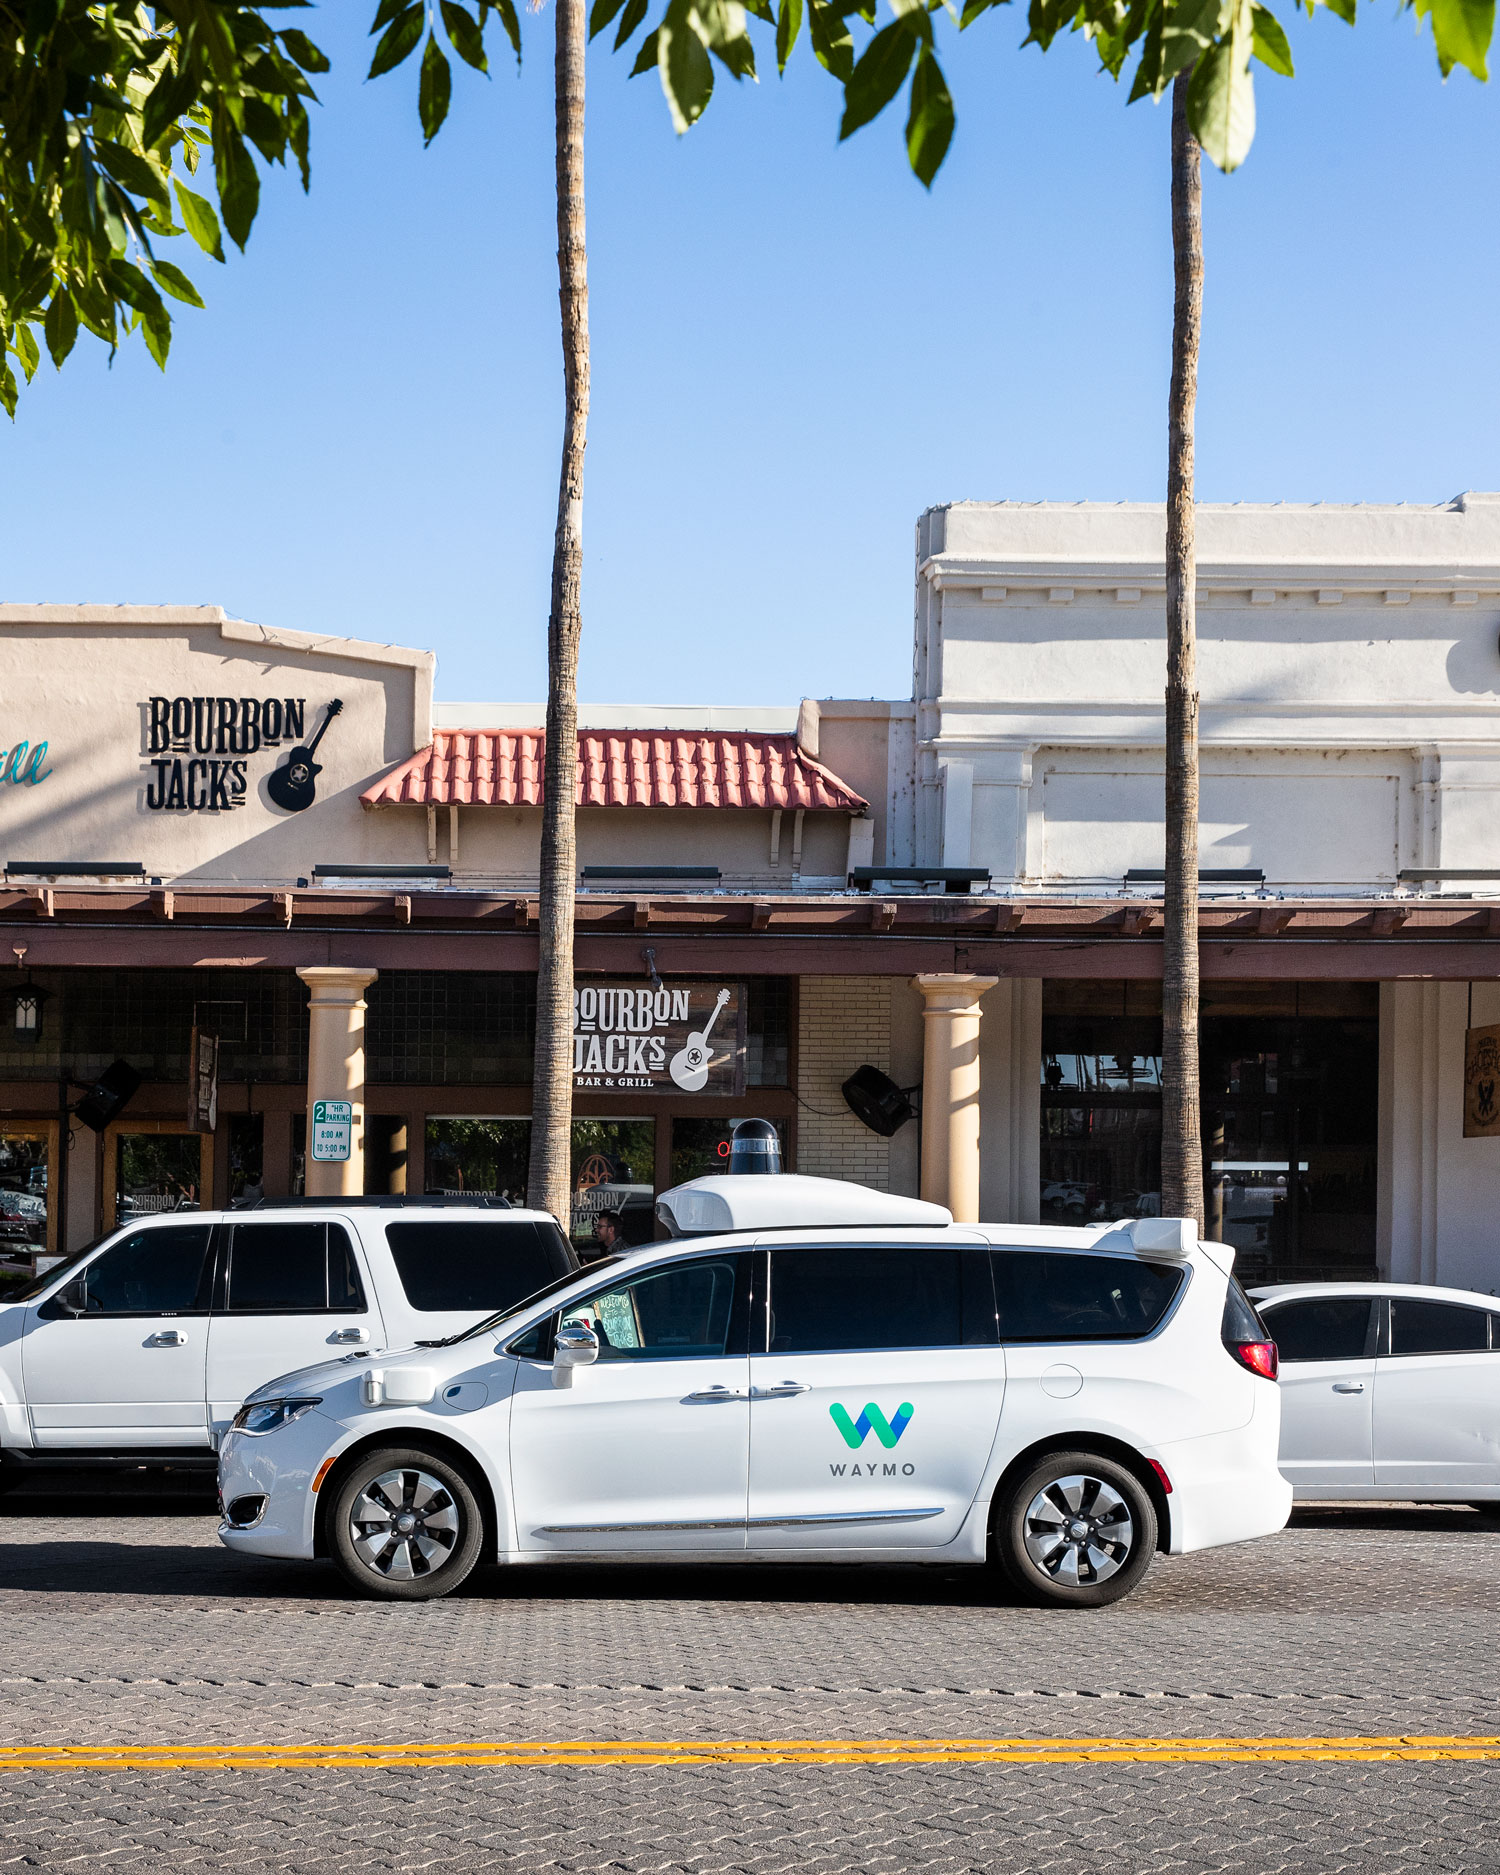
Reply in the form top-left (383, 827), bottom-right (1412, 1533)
top-left (1, 1484), bottom-right (1498, 1872)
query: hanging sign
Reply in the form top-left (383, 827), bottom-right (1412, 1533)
top-left (572, 980), bottom-right (746, 1094)
top-left (187, 1028), bottom-right (219, 1134)
top-left (1464, 1025), bottom-right (1500, 1138)
top-left (310, 1099), bottom-right (353, 1162)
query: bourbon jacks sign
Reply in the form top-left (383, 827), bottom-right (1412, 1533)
top-left (572, 980), bottom-right (746, 1094)
top-left (141, 695), bottom-right (342, 815)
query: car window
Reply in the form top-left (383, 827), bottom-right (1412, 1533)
top-left (1222, 1279), bottom-right (1269, 1346)
top-left (1260, 1296), bottom-right (1372, 1362)
top-left (49, 1225), bottom-right (213, 1317)
top-left (1389, 1299), bottom-right (1491, 1356)
top-left (223, 1223), bottom-right (365, 1314)
top-left (990, 1250), bottom-right (1183, 1342)
top-left (767, 1248), bottom-right (963, 1354)
top-left (387, 1220), bottom-right (563, 1313)
top-left (560, 1259), bottom-right (738, 1361)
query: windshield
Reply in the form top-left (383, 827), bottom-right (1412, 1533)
top-left (415, 1256), bottom-right (623, 1347)
top-left (5, 1232), bottom-right (117, 1304)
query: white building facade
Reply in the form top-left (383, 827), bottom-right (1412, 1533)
top-left (905, 493), bottom-right (1500, 1296)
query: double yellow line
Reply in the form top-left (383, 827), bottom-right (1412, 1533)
top-left (3, 1736), bottom-right (1499, 1770)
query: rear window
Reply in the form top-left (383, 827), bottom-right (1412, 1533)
top-left (991, 1250), bottom-right (1184, 1342)
top-left (386, 1220), bottom-right (569, 1313)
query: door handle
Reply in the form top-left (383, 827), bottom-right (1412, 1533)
top-left (750, 1382), bottom-right (811, 1399)
top-left (683, 1386), bottom-right (747, 1404)
top-left (146, 1329), bottom-right (187, 1348)
top-left (1331, 1381), bottom-right (1365, 1393)
top-left (329, 1327), bottom-right (369, 1344)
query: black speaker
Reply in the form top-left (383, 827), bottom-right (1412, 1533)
top-left (74, 1059), bottom-right (143, 1133)
top-left (841, 1065), bottom-right (917, 1138)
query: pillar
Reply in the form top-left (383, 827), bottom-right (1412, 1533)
top-left (913, 972), bottom-right (998, 1222)
top-left (297, 967), bottom-right (378, 1198)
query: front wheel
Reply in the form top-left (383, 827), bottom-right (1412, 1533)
top-left (994, 1450), bottom-right (1157, 1608)
top-left (329, 1446), bottom-right (484, 1601)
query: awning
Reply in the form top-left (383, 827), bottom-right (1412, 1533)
top-left (361, 730), bottom-right (869, 812)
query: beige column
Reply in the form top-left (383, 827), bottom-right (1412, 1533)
top-left (913, 972), bottom-right (999, 1222)
top-left (297, 967), bottom-right (378, 1198)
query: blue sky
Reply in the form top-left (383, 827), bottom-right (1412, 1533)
top-left (4, 5), bottom-right (1496, 707)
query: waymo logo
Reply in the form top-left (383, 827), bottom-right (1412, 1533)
top-left (829, 1402), bottom-right (914, 1449)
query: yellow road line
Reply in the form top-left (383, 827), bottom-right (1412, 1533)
top-left (3, 1737), bottom-right (1500, 1770)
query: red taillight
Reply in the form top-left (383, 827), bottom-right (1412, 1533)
top-left (1230, 1339), bottom-right (1279, 1380)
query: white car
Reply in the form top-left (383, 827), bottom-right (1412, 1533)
top-left (217, 1174), bottom-right (1291, 1608)
top-left (1250, 1281), bottom-right (1500, 1508)
top-left (0, 1200), bottom-right (577, 1482)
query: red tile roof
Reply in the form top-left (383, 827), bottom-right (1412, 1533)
top-left (361, 730), bottom-right (868, 812)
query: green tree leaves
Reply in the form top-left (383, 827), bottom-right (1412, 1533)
top-left (587, 0), bottom-right (1492, 191)
top-left (1413, 0), bottom-right (1495, 77)
top-left (0, 4), bottom-right (328, 410)
top-left (369, 2), bottom-right (519, 145)
top-left (1186, 0), bottom-right (1257, 169)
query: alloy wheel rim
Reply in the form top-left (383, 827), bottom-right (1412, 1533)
top-left (350, 1468), bottom-right (461, 1578)
top-left (1022, 1473), bottom-right (1134, 1586)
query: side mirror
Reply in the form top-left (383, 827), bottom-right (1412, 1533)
top-left (57, 1277), bottom-right (86, 1318)
top-left (552, 1323), bottom-right (599, 1389)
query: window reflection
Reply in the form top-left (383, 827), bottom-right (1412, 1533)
top-left (1039, 981), bottom-right (1378, 1281)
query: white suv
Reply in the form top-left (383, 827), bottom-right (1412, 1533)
top-left (216, 1176), bottom-right (1291, 1608)
top-left (0, 1201), bottom-right (576, 1481)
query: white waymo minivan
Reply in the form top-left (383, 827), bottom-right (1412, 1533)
top-left (217, 1175), bottom-right (1291, 1607)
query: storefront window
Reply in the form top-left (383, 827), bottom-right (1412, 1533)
top-left (0, 1133), bottom-right (50, 1266)
top-left (1040, 981), bottom-right (1379, 1283)
top-left (227, 1112), bottom-right (264, 1204)
top-left (570, 1119), bottom-right (655, 1251)
top-left (425, 1118), bottom-right (530, 1203)
top-left (670, 1116), bottom-right (788, 1185)
top-left (116, 1132), bottom-right (205, 1217)
top-left (424, 1116), bottom-right (657, 1253)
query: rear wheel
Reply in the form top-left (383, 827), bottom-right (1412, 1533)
top-left (329, 1446), bottom-right (484, 1601)
top-left (994, 1449), bottom-right (1157, 1608)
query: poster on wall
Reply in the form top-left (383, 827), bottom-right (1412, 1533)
top-left (572, 980), bottom-right (746, 1095)
top-left (1464, 1024), bottom-right (1500, 1138)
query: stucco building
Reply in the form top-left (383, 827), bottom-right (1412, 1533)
top-left (3, 492), bottom-right (1500, 1297)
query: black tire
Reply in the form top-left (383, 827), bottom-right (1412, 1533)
top-left (994, 1449), bottom-right (1157, 1608)
top-left (329, 1446), bottom-right (484, 1602)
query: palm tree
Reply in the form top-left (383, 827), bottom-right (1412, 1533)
top-left (1160, 70), bottom-right (1205, 1232)
top-left (527, 0), bottom-right (590, 1223)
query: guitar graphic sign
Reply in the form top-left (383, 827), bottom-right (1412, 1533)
top-left (572, 979), bottom-right (746, 1094)
top-left (267, 699), bottom-right (343, 813)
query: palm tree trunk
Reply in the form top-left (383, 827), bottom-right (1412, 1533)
top-left (1161, 69), bottom-right (1205, 1232)
top-left (527, 0), bottom-right (589, 1223)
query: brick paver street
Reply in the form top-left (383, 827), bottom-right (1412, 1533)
top-left (1, 1488), bottom-right (1497, 1871)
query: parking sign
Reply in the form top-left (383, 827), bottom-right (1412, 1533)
top-left (311, 1099), bottom-right (353, 1162)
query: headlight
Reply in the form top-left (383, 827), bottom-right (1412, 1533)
top-left (231, 1396), bottom-right (323, 1436)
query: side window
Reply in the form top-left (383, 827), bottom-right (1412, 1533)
top-left (1389, 1299), bottom-right (1490, 1357)
top-left (46, 1226), bottom-right (214, 1317)
top-left (386, 1220), bottom-right (563, 1313)
top-left (560, 1259), bottom-right (739, 1361)
top-left (1261, 1297), bottom-right (1371, 1362)
top-left (767, 1248), bottom-right (962, 1354)
top-left (223, 1223), bottom-right (366, 1314)
top-left (991, 1250), bottom-right (1184, 1342)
